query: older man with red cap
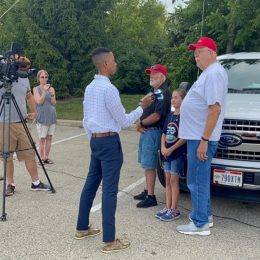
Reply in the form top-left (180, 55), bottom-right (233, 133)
top-left (176, 37), bottom-right (228, 235)
top-left (134, 64), bottom-right (172, 208)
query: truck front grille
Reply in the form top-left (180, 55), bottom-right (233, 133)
top-left (215, 149), bottom-right (260, 162)
top-left (223, 119), bottom-right (260, 131)
top-left (243, 172), bottom-right (254, 184)
top-left (215, 119), bottom-right (260, 161)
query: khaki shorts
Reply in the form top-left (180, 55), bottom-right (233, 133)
top-left (0, 123), bottom-right (35, 161)
top-left (36, 123), bottom-right (56, 138)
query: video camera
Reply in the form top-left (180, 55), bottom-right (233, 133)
top-left (0, 42), bottom-right (36, 89)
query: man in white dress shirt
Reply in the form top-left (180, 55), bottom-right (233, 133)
top-left (75, 47), bottom-right (152, 253)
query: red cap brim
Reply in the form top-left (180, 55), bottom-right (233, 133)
top-left (145, 68), bottom-right (158, 74)
top-left (188, 43), bottom-right (203, 51)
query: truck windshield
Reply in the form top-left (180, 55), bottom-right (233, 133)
top-left (219, 59), bottom-right (260, 93)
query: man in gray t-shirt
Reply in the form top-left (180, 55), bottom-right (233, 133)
top-left (176, 37), bottom-right (228, 236)
top-left (0, 77), bottom-right (50, 196)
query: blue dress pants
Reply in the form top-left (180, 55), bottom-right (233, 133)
top-left (76, 134), bottom-right (123, 242)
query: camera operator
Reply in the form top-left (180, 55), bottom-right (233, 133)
top-left (0, 57), bottom-right (50, 196)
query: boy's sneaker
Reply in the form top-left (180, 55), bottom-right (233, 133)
top-left (155, 208), bottom-right (168, 219)
top-left (101, 238), bottom-right (130, 253)
top-left (31, 181), bottom-right (51, 191)
top-left (176, 222), bottom-right (210, 236)
top-left (189, 215), bottom-right (213, 228)
top-left (136, 195), bottom-right (157, 208)
top-left (133, 189), bottom-right (148, 200)
top-left (75, 225), bottom-right (101, 240)
top-left (5, 184), bottom-right (15, 196)
top-left (160, 209), bottom-right (181, 222)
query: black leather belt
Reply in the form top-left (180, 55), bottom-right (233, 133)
top-left (92, 132), bottom-right (118, 138)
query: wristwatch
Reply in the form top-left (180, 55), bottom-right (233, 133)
top-left (201, 136), bottom-right (209, 142)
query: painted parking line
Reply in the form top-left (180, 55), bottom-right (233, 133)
top-left (91, 177), bottom-right (145, 212)
top-left (13, 133), bottom-right (86, 159)
top-left (52, 132), bottom-right (145, 212)
top-left (52, 133), bottom-right (86, 145)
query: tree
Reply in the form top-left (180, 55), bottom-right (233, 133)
top-left (0, 0), bottom-right (117, 97)
top-left (164, 0), bottom-right (260, 86)
top-left (105, 0), bottom-right (167, 93)
top-left (208, 0), bottom-right (260, 53)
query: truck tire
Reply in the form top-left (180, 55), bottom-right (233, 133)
top-left (157, 150), bottom-right (166, 187)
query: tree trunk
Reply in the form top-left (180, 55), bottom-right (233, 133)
top-left (226, 23), bottom-right (236, 53)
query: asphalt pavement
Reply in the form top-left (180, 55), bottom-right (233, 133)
top-left (0, 122), bottom-right (259, 260)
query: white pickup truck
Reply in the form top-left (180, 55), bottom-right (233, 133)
top-left (211, 52), bottom-right (260, 201)
top-left (157, 52), bottom-right (260, 202)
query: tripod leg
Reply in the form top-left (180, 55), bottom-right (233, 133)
top-left (1, 156), bottom-right (8, 221)
top-left (0, 97), bottom-right (9, 221)
top-left (11, 95), bottom-right (56, 193)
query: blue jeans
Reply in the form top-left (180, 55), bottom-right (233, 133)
top-left (187, 140), bottom-right (218, 227)
top-left (163, 156), bottom-right (185, 176)
top-left (76, 134), bottom-right (123, 242)
top-left (138, 129), bottom-right (161, 169)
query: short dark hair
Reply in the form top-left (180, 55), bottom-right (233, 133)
top-left (91, 47), bottom-right (112, 68)
top-left (91, 47), bottom-right (111, 58)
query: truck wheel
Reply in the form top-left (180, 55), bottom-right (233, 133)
top-left (157, 150), bottom-right (166, 187)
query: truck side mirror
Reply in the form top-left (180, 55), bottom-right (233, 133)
top-left (179, 81), bottom-right (191, 92)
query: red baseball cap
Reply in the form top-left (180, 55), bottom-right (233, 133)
top-left (188, 37), bottom-right (217, 52)
top-left (145, 64), bottom-right (167, 77)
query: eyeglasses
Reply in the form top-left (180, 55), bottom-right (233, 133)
top-left (40, 76), bottom-right (48, 79)
top-left (194, 48), bottom-right (211, 56)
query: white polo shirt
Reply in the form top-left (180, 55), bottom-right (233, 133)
top-left (179, 61), bottom-right (228, 141)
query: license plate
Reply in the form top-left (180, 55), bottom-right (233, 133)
top-left (213, 169), bottom-right (243, 187)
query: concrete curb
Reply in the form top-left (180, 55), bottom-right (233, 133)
top-left (56, 119), bottom-right (83, 128)
top-left (56, 119), bottom-right (137, 131)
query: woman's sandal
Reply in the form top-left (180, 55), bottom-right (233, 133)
top-left (44, 158), bottom-right (54, 164)
top-left (38, 159), bottom-right (45, 166)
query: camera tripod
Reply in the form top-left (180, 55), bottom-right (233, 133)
top-left (0, 86), bottom-right (56, 221)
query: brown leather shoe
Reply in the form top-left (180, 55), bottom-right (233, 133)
top-left (75, 225), bottom-right (101, 240)
top-left (101, 238), bottom-right (130, 253)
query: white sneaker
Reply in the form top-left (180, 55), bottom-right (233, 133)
top-left (176, 222), bottom-right (210, 236)
top-left (189, 215), bottom-right (213, 228)
top-left (208, 215), bottom-right (214, 228)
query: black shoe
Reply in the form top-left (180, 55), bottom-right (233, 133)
top-left (133, 189), bottom-right (148, 200)
top-left (136, 195), bottom-right (157, 208)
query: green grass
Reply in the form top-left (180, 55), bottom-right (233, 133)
top-left (56, 94), bottom-right (143, 120)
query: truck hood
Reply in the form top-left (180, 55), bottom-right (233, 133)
top-left (225, 94), bottom-right (260, 120)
